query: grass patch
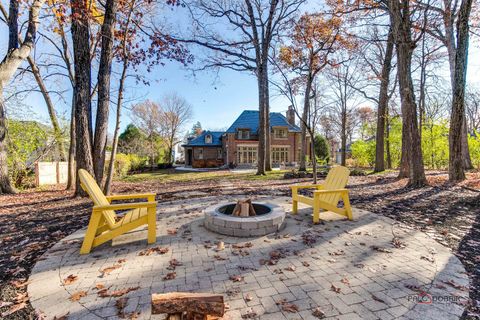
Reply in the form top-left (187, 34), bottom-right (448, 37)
top-left (120, 168), bottom-right (290, 183)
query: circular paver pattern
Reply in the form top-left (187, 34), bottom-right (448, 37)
top-left (28, 195), bottom-right (470, 320)
top-left (204, 201), bottom-right (286, 237)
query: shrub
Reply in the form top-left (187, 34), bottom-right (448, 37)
top-left (351, 140), bottom-right (375, 167)
top-left (314, 135), bottom-right (330, 164)
top-left (113, 153), bottom-right (131, 177)
top-left (469, 133), bottom-right (480, 169)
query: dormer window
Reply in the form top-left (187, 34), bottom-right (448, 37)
top-left (205, 134), bottom-right (212, 144)
top-left (274, 128), bottom-right (288, 139)
top-left (237, 129), bottom-right (250, 140)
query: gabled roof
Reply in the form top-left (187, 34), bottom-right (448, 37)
top-left (182, 130), bottom-right (223, 147)
top-left (226, 110), bottom-right (301, 133)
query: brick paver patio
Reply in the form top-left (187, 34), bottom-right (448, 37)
top-left (28, 196), bottom-right (470, 319)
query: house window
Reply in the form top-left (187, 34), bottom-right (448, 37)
top-left (272, 147), bottom-right (289, 164)
top-left (205, 134), bottom-right (212, 144)
top-left (274, 128), bottom-right (288, 139)
top-left (217, 148), bottom-right (222, 160)
top-left (194, 148), bottom-right (204, 160)
top-left (237, 146), bottom-right (257, 164)
top-left (237, 129), bottom-right (250, 140)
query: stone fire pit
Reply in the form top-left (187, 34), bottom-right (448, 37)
top-left (204, 201), bottom-right (285, 237)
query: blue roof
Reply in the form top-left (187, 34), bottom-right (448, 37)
top-left (183, 130), bottom-right (223, 147)
top-left (226, 110), bottom-right (300, 133)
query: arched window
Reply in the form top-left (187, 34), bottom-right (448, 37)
top-left (205, 134), bottom-right (212, 144)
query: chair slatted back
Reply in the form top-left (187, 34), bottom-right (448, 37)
top-left (318, 166), bottom-right (350, 206)
top-left (78, 169), bottom-right (117, 228)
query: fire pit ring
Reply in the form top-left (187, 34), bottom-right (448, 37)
top-left (204, 201), bottom-right (286, 237)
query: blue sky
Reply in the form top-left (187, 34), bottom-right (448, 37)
top-left (1, 2), bottom-right (479, 137)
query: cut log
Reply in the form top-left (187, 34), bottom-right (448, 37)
top-left (232, 199), bottom-right (256, 217)
top-left (151, 292), bottom-right (225, 317)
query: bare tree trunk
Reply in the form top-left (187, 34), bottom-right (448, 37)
top-left (449, 0), bottom-right (473, 181)
top-left (398, 127), bottom-right (410, 178)
top-left (264, 66), bottom-right (271, 171)
top-left (93, 0), bottom-right (117, 185)
top-left (374, 27), bottom-right (394, 172)
top-left (385, 113), bottom-right (392, 169)
top-left (256, 67), bottom-right (266, 175)
top-left (418, 32), bottom-right (427, 141)
top-left (461, 117), bottom-right (472, 169)
top-left (341, 107), bottom-right (347, 167)
top-left (299, 75), bottom-right (312, 171)
top-left (71, 0), bottom-right (94, 196)
top-left (67, 97), bottom-right (76, 190)
top-left (27, 56), bottom-right (67, 160)
top-left (104, 63), bottom-right (127, 194)
top-left (0, 0), bottom-right (45, 193)
top-left (309, 130), bottom-right (317, 184)
top-left (389, 0), bottom-right (426, 187)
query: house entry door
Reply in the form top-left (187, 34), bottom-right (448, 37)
top-left (237, 146), bottom-right (257, 164)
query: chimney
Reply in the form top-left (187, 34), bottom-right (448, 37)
top-left (286, 105), bottom-right (295, 126)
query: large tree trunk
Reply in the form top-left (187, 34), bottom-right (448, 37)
top-left (256, 67), bottom-right (266, 175)
top-left (341, 107), bottom-right (347, 166)
top-left (385, 113), bottom-right (392, 169)
top-left (71, 0), bottom-right (94, 196)
top-left (390, 0), bottom-right (426, 187)
top-left (449, 0), bottom-right (473, 181)
top-left (67, 96), bottom-right (76, 190)
top-left (27, 56), bottom-right (67, 160)
top-left (461, 117), bottom-right (473, 169)
top-left (299, 74), bottom-right (313, 171)
top-left (93, 0), bottom-right (117, 185)
top-left (264, 66), bottom-right (271, 171)
top-left (374, 27), bottom-right (394, 172)
top-left (0, 0), bottom-right (45, 194)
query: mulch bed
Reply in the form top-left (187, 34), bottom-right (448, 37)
top-left (0, 171), bottom-right (479, 319)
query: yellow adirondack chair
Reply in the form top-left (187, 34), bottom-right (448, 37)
top-left (78, 169), bottom-right (157, 254)
top-left (291, 166), bottom-right (353, 223)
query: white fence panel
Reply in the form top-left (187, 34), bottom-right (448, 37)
top-left (35, 162), bottom-right (69, 186)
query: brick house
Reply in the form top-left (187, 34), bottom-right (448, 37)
top-left (183, 107), bottom-right (310, 168)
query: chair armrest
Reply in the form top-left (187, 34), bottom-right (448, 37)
top-left (93, 201), bottom-right (157, 211)
top-left (313, 189), bottom-right (348, 194)
top-left (291, 184), bottom-right (324, 190)
top-left (106, 193), bottom-right (156, 201)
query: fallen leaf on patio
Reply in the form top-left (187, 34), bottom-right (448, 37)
top-left (232, 242), bottom-right (253, 249)
top-left (302, 261), bottom-right (310, 267)
top-left (213, 254), bottom-right (227, 261)
top-left (371, 294), bottom-right (385, 303)
top-left (344, 242), bottom-right (352, 246)
top-left (285, 265), bottom-right (296, 272)
top-left (163, 272), bottom-right (176, 281)
top-left (341, 277), bottom-right (350, 285)
top-left (241, 308), bottom-right (257, 319)
top-left (63, 274), bottom-right (78, 285)
top-left (328, 249), bottom-right (345, 256)
top-left (312, 307), bottom-right (325, 318)
top-left (330, 285), bottom-right (341, 293)
top-left (94, 283), bottom-right (105, 290)
top-left (167, 259), bottom-right (183, 270)
top-left (100, 264), bottom-right (122, 277)
top-left (229, 275), bottom-right (244, 282)
top-left (354, 263), bottom-right (365, 268)
top-left (371, 246), bottom-right (393, 253)
top-left (392, 238), bottom-right (406, 248)
top-left (327, 258), bottom-right (336, 263)
top-left (442, 280), bottom-right (469, 291)
top-left (138, 246), bottom-right (169, 256)
top-left (276, 299), bottom-right (299, 313)
top-left (245, 293), bottom-right (253, 301)
top-left (53, 314), bottom-right (69, 320)
top-left (167, 228), bottom-right (178, 235)
top-left (226, 288), bottom-right (240, 297)
top-left (405, 284), bottom-right (423, 292)
top-left (98, 286), bottom-right (140, 298)
top-left (117, 259), bottom-right (127, 264)
top-left (273, 268), bottom-right (283, 274)
top-left (69, 291), bottom-right (87, 301)
top-left (420, 256), bottom-right (435, 263)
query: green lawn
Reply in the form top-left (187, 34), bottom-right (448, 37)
top-left (120, 168), bottom-right (291, 183)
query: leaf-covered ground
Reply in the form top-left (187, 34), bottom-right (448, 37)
top-left (0, 170), bottom-right (479, 319)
